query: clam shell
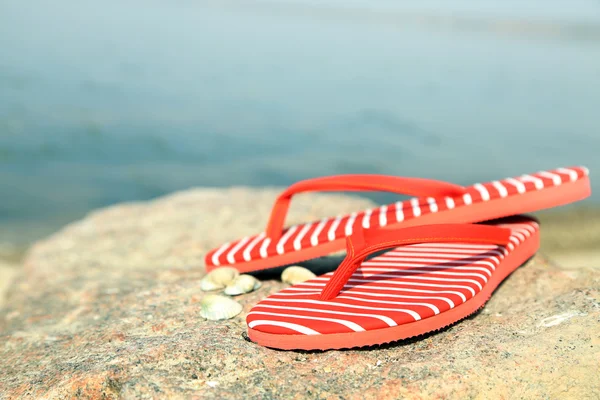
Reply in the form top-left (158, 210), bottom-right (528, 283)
top-left (224, 274), bottom-right (262, 296)
top-left (200, 294), bottom-right (243, 320)
top-left (200, 267), bottom-right (239, 291)
top-left (281, 266), bottom-right (316, 285)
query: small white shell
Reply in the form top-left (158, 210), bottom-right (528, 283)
top-left (281, 266), bottom-right (316, 285)
top-left (200, 267), bottom-right (239, 291)
top-left (200, 294), bottom-right (243, 320)
top-left (224, 274), bottom-right (262, 296)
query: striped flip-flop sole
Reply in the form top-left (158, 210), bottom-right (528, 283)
top-left (247, 217), bottom-right (539, 350)
top-left (207, 167), bottom-right (586, 273)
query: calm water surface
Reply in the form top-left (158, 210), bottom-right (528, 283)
top-left (1, 0), bottom-right (599, 244)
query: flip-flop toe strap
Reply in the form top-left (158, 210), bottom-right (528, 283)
top-left (319, 223), bottom-right (512, 300)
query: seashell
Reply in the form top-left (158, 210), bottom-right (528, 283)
top-left (200, 267), bottom-right (239, 291)
top-left (224, 274), bottom-right (262, 296)
top-left (200, 294), bottom-right (243, 320)
top-left (281, 266), bottom-right (316, 285)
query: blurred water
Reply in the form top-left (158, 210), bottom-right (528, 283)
top-left (1, 0), bottom-right (599, 243)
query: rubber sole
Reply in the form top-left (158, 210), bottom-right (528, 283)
top-left (226, 176), bottom-right (586, 274)
top-left (247, 227), bottom-right (540, 350)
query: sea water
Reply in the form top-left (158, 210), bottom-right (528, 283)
top-left (1, 0), bottom-right (599, 243)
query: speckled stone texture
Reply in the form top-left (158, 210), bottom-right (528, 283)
top-left (1, 189), bottom-right (599, 399)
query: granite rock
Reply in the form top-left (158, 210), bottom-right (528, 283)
top-left (1, 189), bottom-right (599, 399)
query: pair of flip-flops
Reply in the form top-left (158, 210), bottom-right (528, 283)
top-left (205, 166), bottom-right (591, 350)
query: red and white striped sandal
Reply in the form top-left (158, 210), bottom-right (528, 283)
top-left (206, 167), bottom-right (588, 273)
top-left (247, 216), bottom-right (539, 350)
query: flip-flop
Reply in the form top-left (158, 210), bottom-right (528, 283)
top-left (206, 166), bottom-right (587, 273)
top-left (246, 216), bottom-right (539, 350)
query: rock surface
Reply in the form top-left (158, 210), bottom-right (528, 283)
top-left (0, 261), bottom-right (19, 308)
top-left (1, 189), bottom-right (599, 399)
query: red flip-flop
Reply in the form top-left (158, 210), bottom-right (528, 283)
top-left (206, 166), bottom-right (588, 273)
top-left (246, 216), bottom-right (539, 350)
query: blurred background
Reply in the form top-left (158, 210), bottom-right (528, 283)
top-left (1, 0), bottom-right (599, 260)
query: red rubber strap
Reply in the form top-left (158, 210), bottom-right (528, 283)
top-left (265, 175), bottom-right (466, 240)
top-left (319, 223), bottom-right (512, 300)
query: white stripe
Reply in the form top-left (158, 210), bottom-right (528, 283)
top-left (474, 184), bottom-right (490, 201)
top-left (379, 206), bottom-right (388, 227)
top-left (505, 223), bottom-right (536, 231)
top-left (385, 253), bottom-right (504, 265)
top-left (380, 248), bottom-right (502, 257)
top-left (361, 265), bottom-right (490, 282)
top-left (276, 289), bottom-right (455, 308)
top-left (506, 178), bottom-right (526, 194)
top-left (427, 197), bottom-right (438, 213)
top-left (395, 201), bottom-right (404, 222)
top-left (283, 286), bottom-right (460, 306)
top-left (508, 228), bottom-right (532, 238)
top-left (376, 252), bottom-right (500, 265)
top-left (373, 253), bottom-right (499, 261)
top-left (492, 181), bottom-right (508, 197)
top-left (538, 171), bottom-right (562, 186)
top-left (310, 219), bottom-right (327, 246)
top-left (265, 296), bottom-right (437, 315)
top-left (463, 193), bottom-right (472, 205)
top-left (226, 236), bottom-right (250, 264)
top-left (345, 212), bottom-right (357, 236)
top-left (445, 197), bottom-right (455, 209)
top-left (254, 304), bottom-right (399, 326)
top-left (527, 220), bottom-right (540, 229)
top-left (312, 277), bottom-right (478, 295)
top-left (514, 228), bottom-right (531, 237)
top-left (259, 238), bottom-right (272, 259)
top-left (361, 263), bottom-right (493, 276)
top-left (326, 273), bottom-right (483, 290)
top-left (509, 236), bottom-right (520, 245)
top-left (211, 242), bottom-right (230, 266)
top-left (408, 243), bottom-right (499, 249)
top-left (393, 243), bottom-right (504, 252)
top-left (337, 295), bottom-right (440, 314)
top-left (411, 198), bottom-right (421, 217)
top-left (557, 168), bottom-right (578, 182)
top-left (293, 223), bottom-right (312, 251)
top-left (513, 222), bottom-right (538, 232)
top-left (340, 292), bottom-right (454, 308)
top-left (362, 266), bottom-right (492, 279)
top-left (296, 281), bottom-right (469, 302)
top-left (243, 233), bottom-right (266, 262)
top-left (358, 269), bottom-right (488, 283)
top-left (527, 174), bottom-right (546, 189)
top-left (254, 300), bottom-right (421, 326)
top-left (362, 209), bottom-right (372, 229)
top-left (370, 255), bottom-right (498, 268)
top-left (276, 289), bottom-right (321, 295)
top-left (248, 320), bottom-right (320, 335)
top-left (520, 174), bottom-right (544, 190)
top-left (387, 248), bottom-right (505, 258)
top-left (327, 217), bottom-right (342, 241)
top-left (276, 226), bottom-right (298, 255)
top-left (346, 279), bottom-right (476, 297)
top-left (582, 166), bottom-right (589, 176)
top-left (248, 311), bottom-right (366, 332)
top-left (511, 231), bottom-right (525, 242)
